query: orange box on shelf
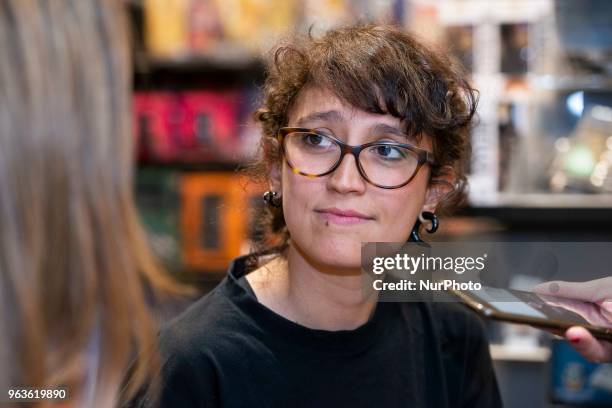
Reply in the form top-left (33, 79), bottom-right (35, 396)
top-left (180, 172), bottom-right (265, 272)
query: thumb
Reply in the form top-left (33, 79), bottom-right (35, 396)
top-left (533, 280), bottom-right (601, 302)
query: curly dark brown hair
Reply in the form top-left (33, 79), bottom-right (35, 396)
top-left (245, 23), bottom-right (478, 257)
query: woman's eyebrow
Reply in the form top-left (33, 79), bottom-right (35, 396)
top-left (373, 123), bottom-right (415, 142)
top-left (295, 110), bottom-right (344, 127)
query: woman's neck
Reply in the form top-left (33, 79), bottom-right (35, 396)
top-left (246, 244), bottom-right (378, 331)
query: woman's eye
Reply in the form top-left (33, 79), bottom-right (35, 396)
top-left (374, 145), bottom-right (404, 159)
top-left (306, 134), bottom-right (322, 145)
top-left (303, 134), bottom-right (332, 147)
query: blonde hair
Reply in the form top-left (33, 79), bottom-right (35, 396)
top-left (0, 0), bottom-right (187, 405)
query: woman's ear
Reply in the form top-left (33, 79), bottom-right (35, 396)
top-left (422, 165), bottom-right (456, 213)
top-left (269, 162), bottom-right (282, 193)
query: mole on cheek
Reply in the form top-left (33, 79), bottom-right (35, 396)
top-left (325, 221), bottom-right (329, 227)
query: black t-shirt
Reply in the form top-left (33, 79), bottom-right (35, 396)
top-left (156, 256), bottom-right (502, 408)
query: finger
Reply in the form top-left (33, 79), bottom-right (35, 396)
top-left (544, 299), bottom-right (611, 327)
top-left (601, 300), bottom-right (612, 314)
top-left (533, 280), bottom-right (602, 302)
top-left (565, 326), bottom-right (612, 363)
top-left (600, 304), bottom-right (612, 323)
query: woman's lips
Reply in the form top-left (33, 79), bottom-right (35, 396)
top-left (315, 208), bottom-right (374, 225)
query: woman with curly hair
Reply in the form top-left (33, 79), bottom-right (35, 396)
top-left (158, 24), bottom-right (502, 408)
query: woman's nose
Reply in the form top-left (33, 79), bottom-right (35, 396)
top-left (326, 153), bottom-right (367, 194)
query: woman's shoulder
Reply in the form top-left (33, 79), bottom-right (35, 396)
top-left (424, 302), bottom-right (493, 365)
top-left (158, 280), bottom-right (244, 358)
top-left (153, 286), bottom-right (233, 407)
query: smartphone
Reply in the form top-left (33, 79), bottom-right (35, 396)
top-left (450, 286), bottom-right (612, 341)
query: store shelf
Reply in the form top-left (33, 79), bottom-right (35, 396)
top-left (490, 344), bottom-right (551, 362)
top-left (459, 207), bottom-right (612, 228)
top-left (133, 52), bottom-right (265, 90)
top-left (138, 162), bottom-right (245, 172)
top-left (533, 74), bottom-right (612, 91)
top-left (135, 50), bottom-right (262, 73)
top-left (458, 193), bottom-right (612, 228)
top-left (474, 193), bottom-right (612, 208)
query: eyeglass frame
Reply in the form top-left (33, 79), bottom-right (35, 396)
top-left (276, 127), bottom-right (436, 190)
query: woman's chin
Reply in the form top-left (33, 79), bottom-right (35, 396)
top-left (303, 239), bottom-right (363, 271)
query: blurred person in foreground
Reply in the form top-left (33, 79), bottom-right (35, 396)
top-left (535, 277), bottom-right (612, 363)
top-left (157, 24), bottom-right (502, 407)
top-left (0, 1), bottom-right (189, 406)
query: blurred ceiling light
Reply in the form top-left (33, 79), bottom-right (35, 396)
top-left (566, 91), bottom-right (584, 117)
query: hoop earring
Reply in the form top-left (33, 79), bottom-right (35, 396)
top-left (263, 191), bottom-right (282, 208)
top-left (409, 211), bottom-right (439, 242)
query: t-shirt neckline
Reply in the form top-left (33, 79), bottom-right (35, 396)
top-left (223, 255), bottom-right (393, 355)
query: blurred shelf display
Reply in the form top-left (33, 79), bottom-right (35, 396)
top-left (432, 0), bottom-right (612, 212)
top-left (134, 89), bottom-right (259, 165)
top-left (137, 168), bottom-right (265, 275)
top-left (136, 0), bottom-right (404, 61)
top-left (136, 168), bottom-right (182, 272)
top-left (141, 0), bottom-right (299, 59)
top-left (490, 344), bottom-right (551, 362)
top-left (179, 172), bottom-right (264, 272)
top-left (551, 339), bottom-right (612, 405)
top-left (432, 0), bottom-right (555, 206)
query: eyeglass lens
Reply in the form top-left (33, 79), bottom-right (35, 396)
top-left (283, 131), bottom-right (420, 188)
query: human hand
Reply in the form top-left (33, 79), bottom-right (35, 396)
top-left (533, 277), bottom-right (612, 363)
